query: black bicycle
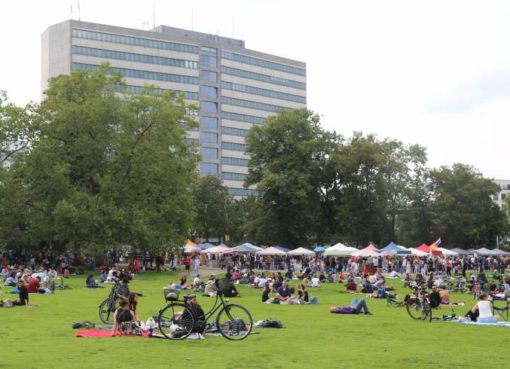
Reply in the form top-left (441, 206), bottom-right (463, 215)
top-left (157, 279), bottom-right (253, 340)
top-left (98, 282), bottom-right (120, 324)
top-left (406, 287), bottom-right (433, 321)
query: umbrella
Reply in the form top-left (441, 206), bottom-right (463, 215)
top-left (314, 246), bottom-right (326, 253)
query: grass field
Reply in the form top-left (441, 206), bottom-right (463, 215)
top-left (1, 270), bottom-right (508, 369)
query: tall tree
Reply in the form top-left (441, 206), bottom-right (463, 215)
top-left (193, 175), bottom-right (230, 242)
top-left (429, 164), bottom-right (508, 248)
top-left (0, 65), bottom-right (198, 252)
top-left (245, 108), bottom-right (336, 247)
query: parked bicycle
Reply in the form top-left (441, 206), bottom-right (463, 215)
top-left (98, 282), bottom-right (121, 324)
top-left (157, 278), bottom-right (253, 340)
top-left (406, 287), bottom-right (433, 321)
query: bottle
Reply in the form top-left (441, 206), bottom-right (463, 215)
top-left (147, 317), bottom-right (155, 337)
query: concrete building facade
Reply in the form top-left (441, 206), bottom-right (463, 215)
top-left (492, 179), bottom-right (510, 208)
top-left (42, 20), bottom-right (307, 197)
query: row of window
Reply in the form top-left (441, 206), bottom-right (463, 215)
top-left (221, 81), bottom-right (306, 104)
top-left (72, 63), bottom-right (198, 85)
top-left (72, 46), bottom-right (198, 69)
top-left (200, 86), bottom-right (218, 98)
top-left (222, 141), bottom-right (246, 151)
top-left (222, 126), bottom-right (248, 137)
top-left (228, 188), bottom-right (258, 197)
top-left (201, 101), bottom-right (218, 114)
top-left (200, 116), bottom-right (218, 129)
top-left (221, 111), bottom-right (266, 125)
top-left (200, 163), bottom-right (218, 175)
top-left (222, 96), bottom-right (289, 113)
top-left (200, 132), bottom-right (218, 143)
top-left (222, 66), bottom-right (306, 90)
top-left (200, 54), bottom-right (217, 68)
top-left (222, 156), bottom-right (249, 166)
top-left (222, 50), bottom-right (306, 77)
top-left (200, 70), bottom-right (217, 83)
top-left (125, 85), bottom-right (198, 100)
top-left (201, 147), bottom-right (218, 159)
top-left (72, 29), bottom-right (199, 54)
top-left (222, 172), bottom-right (247, 181)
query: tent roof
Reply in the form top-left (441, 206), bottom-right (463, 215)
top-left (352, 249), bottom-right (380, 257)
top-left (450, 248), bottom-right (471, 255)
top-left (416, 244), bottom-right (430, 252)
top-left (410, 248), bottom-right (428, 256)
top-left (201, 245), bottom-right (232, 254)
top-left (324, 243), bottom-right (357, 256)
top-left (232, 243), bottom-right (261, 253)
top-left (198, 242), bottom-right (215, 250)
top-left (439, 248), bottom-right (458, 256)
top-left (379, 243), bottom-right (410, 254)
top-left (287, 247), bottom-right (315, 256)
top-left (256, 246), bottom-right (287, 256)
top-left (476, 247), bottom-right (492, 256)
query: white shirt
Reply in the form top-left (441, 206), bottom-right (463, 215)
top-left (311, 277), bottom-right (320, 287)
top-left (477, 300), bottom-right (493, 318)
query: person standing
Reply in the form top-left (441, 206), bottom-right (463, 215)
top-left (193, 256), bottom-right (200, 276)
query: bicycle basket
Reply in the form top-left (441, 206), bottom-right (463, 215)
top-left (163, 288), bottom-right (180, 302)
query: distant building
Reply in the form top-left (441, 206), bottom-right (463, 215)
top-left (41, 20), bottom-right (307, 197)
top-left (492, 179), bottom-right (510, 207)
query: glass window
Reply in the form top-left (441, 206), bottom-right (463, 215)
top-left (200, 55), bottom-right (217, 68)
top-left (221, 50), bottom-right (306, 76)
top-left (221, 66), bottom-right (306, 90)
top-left (200, 70), bottom-right (217, 83)
top-left (201, 147), bottom-right (218, 159)
top-left (200, 86), bottom-right (217, 98)
top-left (200, 163), bottom-right (218, 175)
top-left (222, 127), bottom-right (248, 137)
top-left (201, 102), bottom-right (217, 114)
top-left (200, 132), bottom-right (218, 143)
top-left (200, 117), bottom-right (218, 129)
top-left (222, 157), bottom-right (249, 166)
top-left (222, 172), bottom-right (247, 181)
top-left (221, 111), bottom-right (265, 125)
top-left (221, 142), bottom-right (246, 151)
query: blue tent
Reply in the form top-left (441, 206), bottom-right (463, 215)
top-left (378, 242), bottom-right (410, 254)
top-left (198, 242), bottom-right (215, 250)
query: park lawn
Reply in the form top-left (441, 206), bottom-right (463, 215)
top-left (1, 271), bottom-right (508, 369)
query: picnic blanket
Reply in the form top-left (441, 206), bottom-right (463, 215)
top-left (76, 328), bottom-right (149, 338)
top-left (451, 318), bottom-right (510, 327)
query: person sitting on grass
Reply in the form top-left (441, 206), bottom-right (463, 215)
top-left (345, 278), bottom-right (358, 293)
top-left (330, 298), bottom-right (373, 315)
top-left (112, 297), bottom-right (138, 336)
top-left (471, 293), bottom-right (499, 323)
top-left (13, 280), bottom-right (29, 306)
top-left (261, 284), bottom-right (271, 303)
top-left (86, 274), bottom-right (101, 288)
top-left (203, 275), bottom-right (218, 297)
top-left (276, 280), bottom-right (292, 303)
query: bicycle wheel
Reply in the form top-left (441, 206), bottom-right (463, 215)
top-left (406, 298), bottom-right (429, 320)
top-left (158, 303), bottom-right (195, 340)
top-left (216, 304), bottom-right (253, 340)
top-left (98, 298), bottom-right (116, 324)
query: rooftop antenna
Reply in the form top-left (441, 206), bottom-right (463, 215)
top-left (77, 0), bottom-right (81, 21)
top-left (191, 8), bottom-right (194, 31)
top-left (232, 16), bottom-right (235, 38)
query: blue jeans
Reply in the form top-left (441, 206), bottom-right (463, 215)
top-left (351, 298), bottom-right (370, 314)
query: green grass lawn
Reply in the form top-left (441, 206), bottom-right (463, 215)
top-left (1, 270), bottom-right (508, 369)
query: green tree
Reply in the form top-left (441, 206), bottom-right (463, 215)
top-left (429, 164), bottom-right (508, 248)
top-left (245, 108), bottom-right (336, 247)
top-left (193, 175), bottom-right (230, 242)
top-left (0, 66), bottom-right (198, 252)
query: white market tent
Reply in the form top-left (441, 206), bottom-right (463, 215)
top-left (287, 247), bottom-right (315, 256)
top-left (324, 243), bottom-right (357, 257)
top-left (475, 248), bottom-right (493, 256)
top-left (200, 245), bottom-right (233, 255)
top-left (410, 248), bottom-right (428, 256)
top-left (232, 243), bottom-right (262, 253)
top-left (439, 248), bottom-right (459, 256)
top-left (352, 249), bottom-right (380, 257)
top-left (451, 248), bottom-right (471, 255)
top-left (256, 246), bottom-right (287, 256)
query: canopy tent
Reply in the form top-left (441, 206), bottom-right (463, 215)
top-left (475, 247), bottom-right (493, 256)
top-left (183, 243), bottom-right (201, 253)
top-left (429, 243), bottom-right (442, 256)
top-left (313, 246), bottom-right (326, 253)
top-left (379, 242), bottom-right (410, 255)
top-left (275, 246), bottom-right (290, 253)
top-left (232, 243), bottom-right (262, 253)
top-left (287, 247), bottom-right (315, 256)
top-left (352, 249), bottom-right (380, 258)
top-left (439, 248), bottom-right (458, 256)
top-left (198, 242), bottom-right (215, 250)
top-left (451, 248), bottom-right (471, 255)
top-left (416, 243), bottom-right (430, 253)
top-left (410, 248), bottom-right (428, 256)
top-left (363, 243), bottom-right (378, 251)
top-left (487, 249), bottom-right (510, 256)
top-left (465, 249), bottom-right (477, 255)
top-left (256, 246), bottom-right (287, 256)
top-left (200, 245), bottom-right (233, 254)
top-left (324, 243), bottom-right (357, 257)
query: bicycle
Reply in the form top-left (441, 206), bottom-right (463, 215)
top-left (406, 287), bottom-right (433, 321)
top-left (157, 278), bottom-right (253, 340)
top-left (98, 282), bottom-right (121, 324)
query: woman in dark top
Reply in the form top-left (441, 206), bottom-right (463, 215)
top-left (261, 285), bottom-right (271, 302)
top-left (13, 280), bottom-right (29, 306)
top-left (112, 297), bottom-right (136, 335)
top-left (128, 292), bottom-right (139, 322)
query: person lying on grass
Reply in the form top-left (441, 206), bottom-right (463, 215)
top-left (330, 298), bottom-right (373, 315)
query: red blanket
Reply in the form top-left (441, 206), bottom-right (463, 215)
top-left (76, 328), bottom-right (149, 338)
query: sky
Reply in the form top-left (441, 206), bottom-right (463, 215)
top-left (1, 0), bottom-right (509, 179)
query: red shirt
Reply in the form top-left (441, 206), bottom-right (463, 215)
top-left (27, 278), bottom-right (40, 293)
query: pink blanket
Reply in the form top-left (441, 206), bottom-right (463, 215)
top-left (76, 328), bottom-right (149, 338)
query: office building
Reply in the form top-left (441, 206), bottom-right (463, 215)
top-left (42, 20), bottom-right (307, 197)
top-left (492, 179), bottom-right (510, 208)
